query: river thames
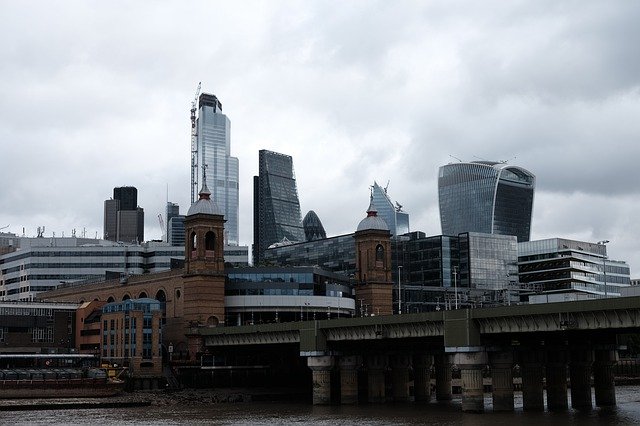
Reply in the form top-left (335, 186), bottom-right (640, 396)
top-left (1, 386), bottom-right (639, 425)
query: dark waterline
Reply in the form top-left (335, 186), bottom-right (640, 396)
top-left (1, 386), bottom-right (640, 425)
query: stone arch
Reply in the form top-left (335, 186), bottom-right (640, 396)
top-left (138, 291), bottom-right (148, 299)
top-left (122, 293), bottom-right (131, 301)
top-left (107, 296), bottom-right (115, 303)
top-left (190, 232), bottom-right (197, 257)
top-left (155, 289), bottom-right (167, 303)
top-left (207, 316), bottom-right (219, 327)
top-left (205, 231), bottom-right (216, 251)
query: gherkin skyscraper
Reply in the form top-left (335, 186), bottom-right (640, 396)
top-left (303, 210), bottom-right (327, 241)
top-left (438, 161), bottom-right (535, 242)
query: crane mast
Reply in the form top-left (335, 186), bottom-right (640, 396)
top-left (190, 82), bottom-right (202, 203)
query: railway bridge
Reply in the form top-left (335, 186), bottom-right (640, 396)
top-left (192, 296), bottom-right (640, 412)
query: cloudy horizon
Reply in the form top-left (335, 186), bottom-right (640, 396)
top-left (1, 1), bottom-right (639, 274)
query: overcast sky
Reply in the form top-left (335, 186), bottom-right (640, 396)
top-left (1, 1), bottom-right (639, 274)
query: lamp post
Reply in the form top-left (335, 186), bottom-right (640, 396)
top-left (597, 240), bottom-right (610, 298)
top-left (398, 265), bottom-right (403, 314)
top-left (453, 266), bottom-right (458, 310)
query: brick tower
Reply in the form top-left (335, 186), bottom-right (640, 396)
top-left (183, 181), bottom-right (226, 326)
top-left (354, 196), bottom-right (393, 316)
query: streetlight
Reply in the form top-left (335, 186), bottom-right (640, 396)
top-left (398, 265), bottom-right (403, 314)
top-left (597, 240), bottom-right (610, 298)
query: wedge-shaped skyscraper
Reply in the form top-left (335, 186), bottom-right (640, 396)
top-left (438, 161), bottom-right (535, 242)
top-left (253, 150), bottom-right (305, 264)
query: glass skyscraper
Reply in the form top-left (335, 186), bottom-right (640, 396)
top-left (371, 181), bottom-right (409, 237)
top-left (438, 161), bottom-right (535, 242)
top-left (197, 93), bottom-right (239, 246)
top-left (253, 150), bottom-right (305, 264)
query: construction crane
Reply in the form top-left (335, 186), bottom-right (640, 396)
top-left (190, 82), bottom-right (202, 203)
top-left (158, 214), bottom-right (166, 242)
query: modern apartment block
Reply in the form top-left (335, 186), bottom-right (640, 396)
top-left (197, 93), bottom-right (239, 246)
top-left (518, 238), bottom-right (631, 301)
top-left (253, 150), bottom-right (305, 264)
top-left (438, 161), bottom-right (535, 242)
top-left (371, 181), bottom-right (409, 237)
top-left (103, 186), bottom-right (144, 244)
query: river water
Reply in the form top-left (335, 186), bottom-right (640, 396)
top-left (1, 386), bottom-right (639, 425)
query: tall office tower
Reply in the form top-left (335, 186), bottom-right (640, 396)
top-left (196, 93), bottom-right (239, 246)
top-left (438, 161), bottom-right (536, 242)
top-left (113, 187), bottom-right (138, 211)
top-left (302, 210), bottom-right (327, 241)
top-left (103, 186), bottom-right (144, 243)
top-left (166, 202), bottom-right (180, 239)
top-left (253, 150), bottom-right (305, 264)
top-left (370, 181), bottom-right (410, 237)
top-left (103, 199), bottom-right (120, 241)
top-left (168, 216), bottom-right (185, 247)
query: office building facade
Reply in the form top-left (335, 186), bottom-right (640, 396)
top-left (253, 150), bottom-right (305, 264)
top-left (104, 186), bottom-right (144, 244)
top-left (197, 93), bottom-right (239, 246)
top-left (438, 161), bottom-right (535, 242)
top-left (371, 181), bottom-right (409, 237)
top-left (518, 238), bottom-right (631, 300)
top-left (0, 237), bottom-right (249, 302)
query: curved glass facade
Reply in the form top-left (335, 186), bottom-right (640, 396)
top-left (438, 161), bottom-right (535, 242)
top-left (302, 210), bottom-right (327, 241)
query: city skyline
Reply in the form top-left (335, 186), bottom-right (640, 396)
top-left (1, 2), bottom-right (639, 273)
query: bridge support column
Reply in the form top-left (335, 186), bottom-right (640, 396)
top-left (520, 350), bottom-right (545, 411)
top-left (307, 355), bottom-right (334, 405)
top-left (593, 349), bottom-right (617, 407)
top-left (366, 354), bottom-right (387, 403)
top-left (339, 355), bottom-right (359, 405)
top-left (413, 354), bottom-right (433, 402)
top-left (454, 351), bottom-right (487, 413)
top-left (390, 354), bottom-right (411, 402)
top-left (546, 349), bottom-right (568, 411)
top-left (569, 347), bottom-right (593, 410)
top-left (489, 351), bottom-right (514, 412)
top-left (434, 353), bottom-right (452, 401)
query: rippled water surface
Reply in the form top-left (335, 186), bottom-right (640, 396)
top-left (1, 386), bottom-right (639, 425)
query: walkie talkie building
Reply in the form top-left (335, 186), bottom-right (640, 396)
top-left (438, 161), bottom-right (535, 242)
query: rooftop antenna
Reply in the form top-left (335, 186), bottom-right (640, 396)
top-left (500, 156), bottom-right (517, 164)
top-left (449, 155), bottom-right (463, 163)
top-left (190, 82), bottom-right (202, 204)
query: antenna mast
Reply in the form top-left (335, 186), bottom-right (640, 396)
top-left (190, 82), bottom-right (202, 203)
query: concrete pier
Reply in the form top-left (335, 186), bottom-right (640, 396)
top-left (489, 351), bottom-right (514, 412)
top-left (339, 355), bottom-right (359, 404)
top-left (454, 351), bottom-right (487, 413)
top-left (390, 354), bottom-right (411, 402)
top-left (545, 349), bottom-right (568, 411)
top-left (366, 354), bottom-right (387, 403)
top-left (569, 348), bottom-right (593, 410)
top-left (413, 354), bottom-right (433, 402)
top-left (434, 353), bottom-right (452, 401)
top-left (593, 348), bottom-right (617, 407)
top-left (307, 355), bottom-right (334, 405)
top-left (520, 350), bottom-right (544, 411)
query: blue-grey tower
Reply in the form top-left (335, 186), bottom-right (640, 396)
top-left (371, 181), bottom-right (409, 237)
top-left (438, 161), bottom-right (535, 242)
top-left (253, 150), bottom-right (305, 264)
top-left (197, 93), bottom-right (239, 246)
